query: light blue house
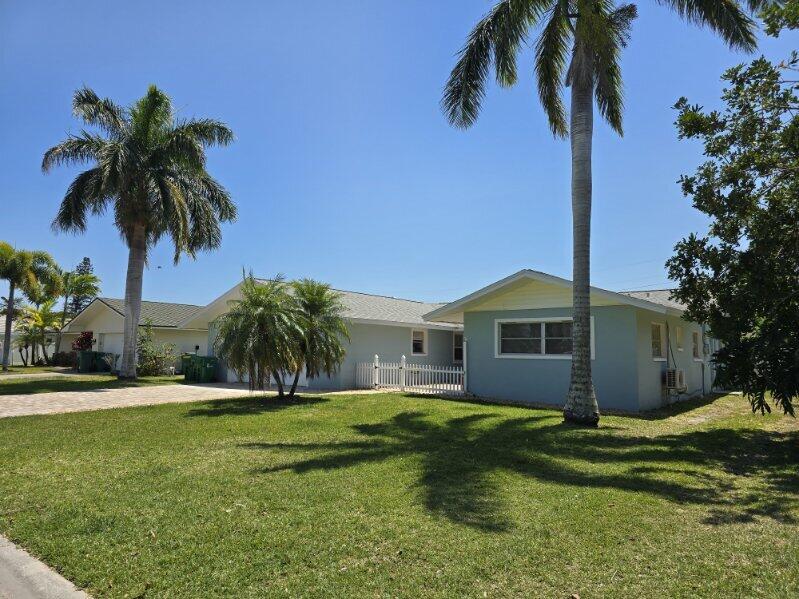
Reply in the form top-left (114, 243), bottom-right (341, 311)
top-left (424, 270), bottom-right (715, 413)
top-left (181, 279), bottom-right (463, 390)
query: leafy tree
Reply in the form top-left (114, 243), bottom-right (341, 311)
top-left (0, 243), bottom-right (60, 371)
top-left (43, 86), bottom-right (236, 379)
top-left (288, 279), bottom-right (350, 397)
top-left (668, 51), bottom-right (799, 416)
top-left (72, 331), bottom-right (95, 352)
top-left (214, 275), bottom-right (301, 396)
top-left (443, 0), bottom-right (760, 425)
top-left (54, 267), bottom-right (101, 355)
top-left (69, 257), bottom-right (96, 315)
top-left (761, 0), bottom-right (799, 35)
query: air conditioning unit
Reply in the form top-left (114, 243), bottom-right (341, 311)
top-left (665, 368), bottom-right (686, 391)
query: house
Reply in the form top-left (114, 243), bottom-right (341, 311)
top-left (61, 298), bottom-right (208, 368)
top-left (424, 269), bottom-right (715, 412)
top-left (180, 279), bottom-right (463, 389)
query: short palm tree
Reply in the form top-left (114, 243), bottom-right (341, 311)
top-left (23, 300), bottom-right (61, 364)
top-left (43, 86), bottom-right (236, 378)
top-left (214, 275), bottom-right (301, 395)
top-left (288, 279), bottom-right (350, 397)
top-left (443, 0), bottom-right (760, 425)
top-left (0, 242), bottom-right (60, 371)
top-left (53, 268), bottom-right (101, 355)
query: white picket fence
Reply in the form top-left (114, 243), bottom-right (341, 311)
top-left (356, 354), bottom-right (465, 396)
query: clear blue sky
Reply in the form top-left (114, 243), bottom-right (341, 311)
top-left (1, 1), bottom-right (794, 306)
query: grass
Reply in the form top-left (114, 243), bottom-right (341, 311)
top-left (0, 393), bottom-right (797, 597)
top-left (0, 374), bottom-right (183, 395)
top-left (0, 365), bottom-right (69, 376)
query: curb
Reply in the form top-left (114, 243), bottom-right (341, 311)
top-left (0, 535), bottom-right (89, 598)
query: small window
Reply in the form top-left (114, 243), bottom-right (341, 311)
top-left (676, 326), bottom-right (684, 351)
top-left (692, 331), bottom-right (701, 360)
top-left (651, 323), bottom-right (665, 360)
top-left (453, 332), bottom-right (463, 362)
top-left (499, 322), bottom-right (542, 355)
top-left (412, 330), bottom-right (426, 355)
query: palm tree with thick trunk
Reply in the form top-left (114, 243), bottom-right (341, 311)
top-left (0, 243), bottom-right (60, 371)
top-left (53, 268), bottom-right (101, 356)
top-left (43, 86), bottom-right (236, 378)
top-left (443, 0), bottom-right (760, 425)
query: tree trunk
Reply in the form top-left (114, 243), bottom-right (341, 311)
top-left (287, 368), bottom-right (301, 398)
top-left (563, 72), bottom-right (600, 427)
top-left (54, 292), bottom-right (70, 356)
top-left (119, 225), bottom-right (147, 379)
top-left (18, 348), bottom-right (27, 367)
top-left (1, 282), bottom-right (14, 371)
top-left (271, 369), bottom-right (285, 398)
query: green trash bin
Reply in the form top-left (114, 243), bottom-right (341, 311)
top-left (180, 354), bottom-right (194, 379)
top-left (198, 357), bottom-right (218, 383)
top-left (77, 350), bottom-right (95, 373)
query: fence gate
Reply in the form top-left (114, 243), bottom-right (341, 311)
top-left (356, 354), bottom-right (465, 396)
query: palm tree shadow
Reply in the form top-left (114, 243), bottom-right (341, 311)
top-left (245, 410), bottom-right (799, 532)
top-left (185, 395), bottom-right (328, 417)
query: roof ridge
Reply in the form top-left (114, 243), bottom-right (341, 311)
top-left (620, 288), bottom-right (676, 293)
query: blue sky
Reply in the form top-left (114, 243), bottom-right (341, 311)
top-left (1, 1), bottom-right (794, 306)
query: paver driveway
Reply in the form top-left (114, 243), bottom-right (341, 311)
top-left (0, 383), bottom-right (254, 418)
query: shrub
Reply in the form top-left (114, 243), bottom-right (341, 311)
top-left (72, 331), bottom-right (95, 352)
top-left (52, 351), bottom-right (77, 368)
top-left (137, 321), bottom-right (176, 376)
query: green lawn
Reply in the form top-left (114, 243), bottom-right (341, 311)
top-left (0, 365), bottom-right (69, 376)
top-left (0, 393), bottom-right (797, 597)
top-left (0, 374), bottom-right (183, 395)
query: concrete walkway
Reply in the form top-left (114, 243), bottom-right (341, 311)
top-left (0, 383), bottom-right (254, 418)
top-left (0, 535), bottom-right (88, 598)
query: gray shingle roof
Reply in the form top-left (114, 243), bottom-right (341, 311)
top-left (254, 280), bottom-right (459, 329)
top-left (620, 289), bottom-right (685, 312)
top-left (98, 298), bottom-right (204, 328)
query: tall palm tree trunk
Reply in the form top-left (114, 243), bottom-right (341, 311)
top-left (288, 367), bottom-right (302, 398)
top-left (563, 73), bottom-right (600, 426)
top-left (2, 282), bottom-right (15, 371)
top-left (119, 225), bottom-right (146, 379)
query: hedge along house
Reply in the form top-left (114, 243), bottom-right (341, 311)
top-left (180, 279), bottom-right (463, 390)
top-left (61, 298), bottom-right (208, 370)
top-left (424, 270), bottom-right (715, 413)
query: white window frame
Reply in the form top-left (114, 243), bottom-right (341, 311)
top-left (411, 329), bottom-right (427, 356)
top-left (692, 330), bottom-right (702, 361)
top-left (453, 331), bottom-right (463, 363)
top-left (675, 325), bottom-right (684, 352)
top-left (494, 317), bottom-right (595, 360)
top-left (651, 322), bottom-right (666, 362)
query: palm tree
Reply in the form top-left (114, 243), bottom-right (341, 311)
top-left (287, 279), bottom-right (350, 397)
top-left (23, 300), bottom-right (61, 364)
top-left (0, 242), bottom-right (60, 371)
top-left (43, 86), bottom-right (236, 379)
top-left (443, 0), bottom-right (759, 426)
top-left (214, 275), bottom-right (301, 396)
top-left (53, 268), bottom-right (101, 355)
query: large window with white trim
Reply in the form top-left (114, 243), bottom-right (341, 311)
top-left (496, 319), bottom-right (576, 357)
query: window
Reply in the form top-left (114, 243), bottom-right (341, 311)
top-left (453, 332), bottom-right (463, 362)
top-left (676, 326), bottom-right (684, 351)
top-left (651, 323), bottom-right (665, 360)
top-left (412, 329), bottom-right (426, 355)
top-left (692, 331), bottom-right (701, 360)
top-left (496, 318), bottom-right (582, 358)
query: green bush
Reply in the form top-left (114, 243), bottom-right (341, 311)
top-left (137, 321), bottom-right (176, 376)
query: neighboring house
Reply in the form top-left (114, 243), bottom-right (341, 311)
top-left (61, 298), bottom-right (208, 368)
top-left (180, 280), bottom-right (463, 389)
top-left (424, 269), bottom-right (715, 413)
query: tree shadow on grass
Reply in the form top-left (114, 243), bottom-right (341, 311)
top-left (244, 410), bottom-right (799, 532)
top-left (185, 395), bottom-right (328, 418)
